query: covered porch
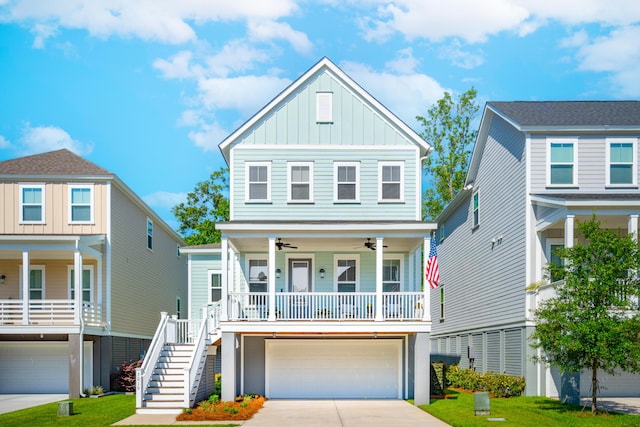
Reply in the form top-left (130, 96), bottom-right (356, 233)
top-left (0, 235), bottom-right (106, 330)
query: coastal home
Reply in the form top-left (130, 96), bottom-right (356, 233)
top-left (0, 149), bottom-right (187, 396)
top-left (136, 57), bottom-right (436, 413)
top-left (431, 101), bottom-right (640, 400)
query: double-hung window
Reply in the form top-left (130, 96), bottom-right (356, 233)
top-left (209, 270), bottom-right (222, 303)
top-left (20, 184), bottom-right (45, 223)
top-left (288, 162), bottom-right (313, 203)
top-left (383, 258), bottom-right (402, 292)
top-left (334, 162), bottom-right (359, 202)
top-left (69, 266), bottom-right (93, 302)
top-left (146, 218), bottom-right (153, 250)
top-left (248, 258), bottom-right (268, 306)
top-left (472, 192), bottom-right (479, 228)
top-left (69, 185), bottom-right (93, 223)
top-left (607, 138), bottom-right (636, 186)
top-left (246, 162), bottom-right (271, 202)
top-left (379, 161), bottom-right (404, 202)
top-left (20, 266), bottom-right (45, 300)
top-left (548, 139), bottom-right (577, 186)
top-left (335, 255), bottom-right (358, 292)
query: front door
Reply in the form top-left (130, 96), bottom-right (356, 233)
top-left (288, 259), bottom-right (311, 292)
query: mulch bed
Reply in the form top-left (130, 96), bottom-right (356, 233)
top-left (176, 395), bottom-right (266, 421)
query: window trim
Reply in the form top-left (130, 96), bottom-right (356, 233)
top-left (287, 161), bottom-right (314, 203)
top-left (546, 238), bottom-right (565, 284)
top-left (316, 92), bottom-right (333, 123)
top-left (146, 217), bottom-right (153, 251)
top-left (383, 254), bottom-right (404, 292)
top-left (176, 296), bottom-right (182, 319)
top-left (333, 254), bottom-right (360, 292)
top-left (378, 161), bottom-right (404, 202)
top-left (547, 138), bottom-right (579, 187)
top-left (606, 137), bottom-right (637, 187)
top-left (19, 265), bottom-right (46, 300)
top-left (246, 254), bottom-right (269, 292)
top-left (334, 162), bottom-right (360, 203)
top-left (67, 265), bottom-right (94, 302)
top-left (245, 162), bottom-right (272, 203)
top-left (68, 184), bottom-right (94, 224)
top-left (472, 191), bottom-right (479, 229)
top-left (208, 269), bottom-right (222, 303)
top-left (19, 184), bottom-right (45, 224)
top-left (439, 285), bottom-right (445, 320)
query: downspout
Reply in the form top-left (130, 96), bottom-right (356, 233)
top-left (75, 242), bottom-right (86, 397)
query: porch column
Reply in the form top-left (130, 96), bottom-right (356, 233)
top-left (629, 214), bottom-right (638, 242)
top-left (268, 236), bottom-right (276, 322)
top-left (220, 237), bottom-right (229, 321)
top-left (423, 236), bottom-right (431, 321)
top-left (221, 332), bottom-right (237, 401)
top-left (74, 247), bottom-right (83, 325)
top-left (375, 237), bottom-right (384, 321)
top-left (564, 215), bottom-right (574, 249)
top-left (22, 250), bottom-right (29, 325)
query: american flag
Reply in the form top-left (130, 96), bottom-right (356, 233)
top-left (425, 237), bottom-right (440, 289)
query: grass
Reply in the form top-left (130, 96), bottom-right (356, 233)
top-left (0, 394), bottom-right (239, 427)
top-left (420, 389), bottom-right (640, 427)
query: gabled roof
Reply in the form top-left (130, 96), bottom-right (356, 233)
top-left (218, 57), bottom-right (430, 163)
top-left (0, 149), bottom-right (112, 176)
top-left (487, 101), bottom-right (640, 129)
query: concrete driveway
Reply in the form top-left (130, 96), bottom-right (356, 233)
top-left (580, 397), bottom-right (640, 415)
top-left (0, 394), bottom-right (68, 415)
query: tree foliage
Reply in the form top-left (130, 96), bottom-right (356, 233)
top-left (172, 167), bottom-right (229, 245)
top-left (417, 88), bottom-right (479, 221)
top-left (530, 216), bottom-right (640, 414)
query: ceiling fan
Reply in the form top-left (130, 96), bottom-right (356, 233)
top-left (276, 238), bottom-right (297, 250)
top-left (364, 238), bottom-right (388, 251)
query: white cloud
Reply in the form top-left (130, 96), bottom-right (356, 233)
top-left (0, 135), bottom-right (11, 148)
top-left (153, 50), bottom-right (202, 80)
top-left (30, 23), bottom-right (56, 48)
top-left (518, 0), bottom-right (640, 27)
top-left (188, 121), bottom-right (230, 152)
top-left (571, 25), bottom-right (640, 97)
top-left (3, 0), bottom-right (301, 45)
top-left (247, 19), bottom-right (313, 54)
top-left (16, 124), bottom-right (93, 156)
top-left (385, 47), bottom-right (419, 74)
top-left (205, 40), bottom-right (271, 77)
top-left (439, 41), bottom-right (485, 69)
top-left (341, 61), bottom-right (448, 126)
top-left (143, 191), bottom-right (187, 209)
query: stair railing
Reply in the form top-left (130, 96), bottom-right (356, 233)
top-left (183, 315), bottom-right (208, 408)
top-left (207, 301), bottom-right (222, 338)
top-left (136, 311), bottom-right (170, 408)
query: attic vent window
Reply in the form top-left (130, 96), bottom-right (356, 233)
top-left (316, 92), bottom-right (333, 123)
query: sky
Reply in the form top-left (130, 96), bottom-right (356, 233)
top-left (1, 1), bottom-right (639, 231)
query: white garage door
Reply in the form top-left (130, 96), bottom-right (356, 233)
top-left (580, 370), bottom-right (640, 397)
top-left (0, 342), bottom-right (92, 393)
top-left (266, 339), bottom-right (401, 399)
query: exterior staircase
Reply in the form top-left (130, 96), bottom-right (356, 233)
top-left (138, 343), bottom-right (197, 414)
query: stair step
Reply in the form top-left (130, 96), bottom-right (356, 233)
top-left (147, 386), bottom-right (184, 394)
top-left (143, 400), bottom-right (185, 408)
top-left (144, 393), bottom-right (183, 401)
top-left (150, 379), bottom-right (183, 387)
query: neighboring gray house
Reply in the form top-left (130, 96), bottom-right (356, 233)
top-left (136, 57), bottom-right (437, 413)
top-left (431, 101), bottom-right (640, 399)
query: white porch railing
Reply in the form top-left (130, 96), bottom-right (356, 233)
top-left (136, 312), bottom-right (170, 409)
top-left (228, 291), bottom-right (425, 321)
top-left (207, 302), bottom-right (222, 336)
top-left (0, 299), bottom-right (103, 326)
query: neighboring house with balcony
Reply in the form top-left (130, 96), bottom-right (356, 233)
top-left (431, 101), bottom-right (640, 400)
top-left (0, 149), bottom-right (187, 396)
top-left (136, 57), bottom-right (436, 413)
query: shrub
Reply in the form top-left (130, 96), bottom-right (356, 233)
top-left (114, 359), bottom-right (142, 392)
top-left (91, 385), bottom-right (105, 395)
top-left (446, 365), bottom-right (525, 398)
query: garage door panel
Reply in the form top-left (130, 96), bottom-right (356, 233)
top-left (266, 339), bottom-right (401, 399)
top-left (580, 370), bottom-right (640, 397)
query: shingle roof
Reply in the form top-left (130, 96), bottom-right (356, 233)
top-left (488, 101), bottom-right (640, 127)
top-left (0, 149), bottom-right (112, 176)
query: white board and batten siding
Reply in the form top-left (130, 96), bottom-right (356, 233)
top-left (265, 339), bottom-right (402, 399)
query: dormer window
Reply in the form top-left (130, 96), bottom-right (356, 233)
top-left (607, 138), bottom-right (636, 186)
top-left (316, 92), bottom-right (333, 123)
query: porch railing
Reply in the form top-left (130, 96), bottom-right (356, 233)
top-left (228, 291), bottom-right (425, 321)
top-left (0, 299), bottom-right (104, 326)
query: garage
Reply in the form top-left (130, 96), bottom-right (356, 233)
top-left (580, 370), bottom-right (640, 397)
top-left (0, 342), bottom-right (93, 393)
top-left (265, 339), bottom-right (402, 399)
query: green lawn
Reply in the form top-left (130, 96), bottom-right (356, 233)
top-left (420, 390), bottom-right (640, 427)
top-left (0, 394), bottom-right (239, 427)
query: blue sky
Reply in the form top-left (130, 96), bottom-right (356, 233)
top-left (1, 1), bottom-right (639, 230)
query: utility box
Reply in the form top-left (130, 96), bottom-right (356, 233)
top-left (474, 392), bottom-right (490, 416)
top-left (57, 401), bottom-right (73, 416)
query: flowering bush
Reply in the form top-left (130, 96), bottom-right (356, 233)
top-left (113, 359), bottom-right (142, 392)
top-left (446, 365), bottom-right (525, 398)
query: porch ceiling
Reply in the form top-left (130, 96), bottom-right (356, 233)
top-left (228, 235), bottom-right (427, 253)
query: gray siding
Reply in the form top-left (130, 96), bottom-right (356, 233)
top-left (486, 332), bottom-right (500, 373)
top-left (232, 148), bottom-right (418, 221)
top-left (244, 336), bottom-right (266, 396)
top-left (504, 329), bottom-right (522, 376)
top-left (432, 114), bottom-right (527, 336)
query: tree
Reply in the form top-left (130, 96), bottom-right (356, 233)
top-left (531, 216), bottom-right (640, 414)
top-left (172, 167), bottom-right (229, 245)
top-left (417, 88), bottom-right (479, 221)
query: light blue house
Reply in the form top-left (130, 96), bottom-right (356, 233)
top-left (431, 101), bottom-right (640, 400)
top-left (136, 57), bottom-right (437, 413)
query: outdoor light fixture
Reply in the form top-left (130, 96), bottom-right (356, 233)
top-left (0, 274), bottom-right (5, 285)
top-left (275, 268), bottom-right (281, 279)
top-left (319, 268), bottom-right (325, 279)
